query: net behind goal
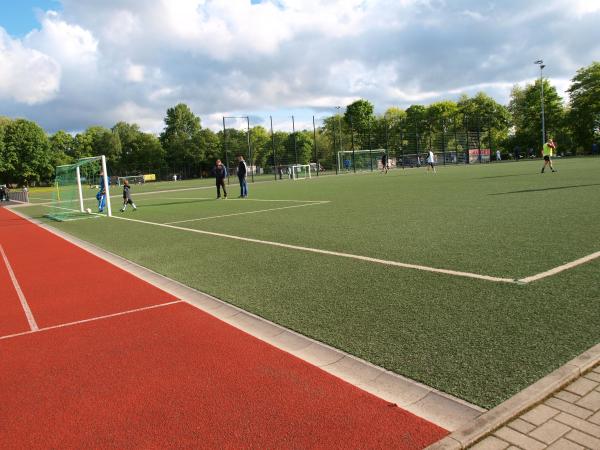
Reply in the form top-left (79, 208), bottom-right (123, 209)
top-left (291, 164), bottom-right (311, 180)
top-left (337, 149), bottom-right (390, 172)
top-left (45, 155), bottom-right (112, 221)
top-left (118, 175), bottom-right (145, 186)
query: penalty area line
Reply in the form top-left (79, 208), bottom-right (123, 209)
top-left (518, 250), bottom-right (600, 284)
top-left (0, 300), bottom-right (183, 341)
top-left (111, 215), bottom-right (516, 284)
top-left (164, 201), bottom-right (331, 225)
top-left (0, 244), bottom-right (39, 331)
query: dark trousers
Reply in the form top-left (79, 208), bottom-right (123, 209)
top-left (238, 176), bottom-right (248, 197)
top-left (216, 179), bottom-right (227, 198)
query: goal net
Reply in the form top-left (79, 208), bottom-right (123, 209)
top-left (117, 175), bottom-right (145, 186)
top-left (291, 164), bottom-right (311, 180)
top-left (337, 149), bottom-right (391, 172)
top-left (45, 155), bottom-right (112, 221)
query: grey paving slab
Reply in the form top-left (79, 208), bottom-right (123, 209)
top-left (545, 438), bottom-right (585, 450)
top-left (528, 420), bottom-right (570, 445)
top-left (470, 436), bottom-right (509, 450)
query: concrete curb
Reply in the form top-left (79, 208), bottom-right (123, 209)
top-left (8, 207), bottom-right (485, 432)
top-left (427, 342), bottom-right (600, 449)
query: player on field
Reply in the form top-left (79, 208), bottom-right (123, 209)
top-left (426, 149), bottom-right (436, 173)
top-left (541, 138), bottom-right (557, 173)
top-left (120, 179), bottom-right (137, 212)
top-left (381, 153), bottom-right (388, 174)
top-left (96, 171), bottom-right (107, 212)
top-left (237, 155), bottom-right (248, 198)
top-left (214, 159), bottom-right (228, 199)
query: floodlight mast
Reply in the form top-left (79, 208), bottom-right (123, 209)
top-left (223, 115), bottom-right (254, 182)
top-left (534, 60), bottom-right (546, 148)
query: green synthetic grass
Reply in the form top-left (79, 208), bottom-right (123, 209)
top-left (20, 158), bottom-right (600, 409)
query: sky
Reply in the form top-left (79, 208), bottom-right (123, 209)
top-left (0, 0), bottom-right (599, 134)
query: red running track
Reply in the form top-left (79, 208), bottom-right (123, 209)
top-left (0, 207), bottom-right (447, 448)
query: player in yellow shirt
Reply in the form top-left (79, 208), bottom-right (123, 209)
top-left (541, 138), bottom-right (557, 173)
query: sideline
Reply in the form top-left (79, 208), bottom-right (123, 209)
top-left (0, 244), bottom-right (39, 331)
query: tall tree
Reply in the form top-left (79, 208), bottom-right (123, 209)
top-left (49, 130), bottom-right (74, 167)
top-left (508, 80), bottom-right (565, 150)
top-left (0, 117), bottom-right (13, 182)
top-left (3, 119), bottom-right (52, 185)
top-left (567, 62), bottom-right (600, 151)
top-left (160, 104), bottom-right (203, 170)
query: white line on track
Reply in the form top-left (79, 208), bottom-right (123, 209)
top-left (0, 300), bottom-right (182, 341)
top-left (517, 250), bottom-right (600, 283)
top-left (164, 201), bottom-right (331, 225)
top-left (0, 244), bottom-right (39, 331)
top-left (110, 215), bottom-right (517, 283)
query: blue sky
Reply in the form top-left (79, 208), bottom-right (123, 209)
top-left (0, 0), bottom-right (61, 36)
top-left (0, 0), bottom-right (599, 133)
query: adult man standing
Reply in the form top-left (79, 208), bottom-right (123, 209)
top-left (237, 155), bottom-right (248, 198)
top-left (541, 138), bottom-right (557, 173)
top-left (381, 152), bottom-right (388, 174)
top-left (214, 159), bottom-right (228, 199)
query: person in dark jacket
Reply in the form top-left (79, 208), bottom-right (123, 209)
top-left (214, 159), bottom-right (228, 199)
top-left (237, 155), bottom-right (248, 198)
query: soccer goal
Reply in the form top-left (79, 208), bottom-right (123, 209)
top-left (45, 155), bottom-right (112, 221)
top-left (291, 164), bottom-right (311, 180)
top-left (337, 149), bottom-right (390, 172)
top-left (117, 175), bottom-right (145, 186)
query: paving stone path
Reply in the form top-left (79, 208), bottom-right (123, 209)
top-left (471, 364), bottom-right (600, 450)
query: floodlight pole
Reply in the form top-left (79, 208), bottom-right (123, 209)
top-left (222, 117), bottom-right (230, 184)
top-left (101, 155), bottom-right (112, 217)
top-left (270, 116), bottom-right (277, 180)
top-left (292, 115), bottom-right (298, 165)
top-left (535, 60), bottom-right (546, 148)
top-left (76, 165), bottom-right (84, 213)
top-left (246, 116), bottom-right (254, 182)
top-left (312, 115), bottom-right (319, 176)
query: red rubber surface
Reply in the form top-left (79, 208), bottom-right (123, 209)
top-left (0, 208), bottom-right (448, 448)
top-left (0, 208), bottom-right (176, 328)
top-left (0, 251), bottom-right (31, 336)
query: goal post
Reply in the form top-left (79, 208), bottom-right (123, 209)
top-left (117, 175), bottom-right (145, 186)
top-left (337, 149), bottom-right (391, 172)
top-left (46, 155), bottom-right (112, 221)
top-left (291, 164), bottom-right (311, 180)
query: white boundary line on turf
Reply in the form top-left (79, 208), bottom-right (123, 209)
top-left (155, 197), bottom-right (326, 203)
top-left (110, 214), bottom-right (517, 284)
top-left (0, 300), bottom-right (182, 341)
top-left (164, 201), bottom-right (331, 225)
top-left (517, 250), bottom-right (600, 284)
top-left (0, 244), bottom-right (39, 331)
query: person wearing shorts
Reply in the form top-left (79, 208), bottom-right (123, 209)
top-left (541, 138), bottom-right (557, 173)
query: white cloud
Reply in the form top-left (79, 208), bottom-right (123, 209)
top-left (25, 11), bottom-right (98, 68)
top-left (1, 0), bottom-right (599, 133)
top-left (0, 28), bottom-right (60, 104)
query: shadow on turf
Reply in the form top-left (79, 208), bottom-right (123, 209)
top-left (490, 183), bottom-right (600, 195)
top-left (477, 174), bottom-right (534, 180)
top-left (137, 199), bottom-right (216, 208)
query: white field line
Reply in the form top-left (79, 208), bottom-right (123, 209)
top-left (164, 201), bottom-right (331, 225)
top-left (0, 244), bottom-right (39, 331)
top-left (518, 250), bottom-right (600, 283)
top-left (0, 300), bottom-right (182, 341)
top-left (19, 178), bottom-right (284, 207)
top-left (155, 197), bottom-right (326, 203)
top-left (110, 215), bottom-right (516, 283)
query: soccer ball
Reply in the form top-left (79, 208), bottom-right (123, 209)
top-left (86, 208), bottom-right (92, 214)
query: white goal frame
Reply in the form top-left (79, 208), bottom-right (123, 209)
top-left (337, 149), bottom-right (389, 172)
top-left (291, 164), bottom-right (311, 180)
top-left (117, 175), bottom-right (145, 186)
top-left (56, 155), bottom-right (112, 217)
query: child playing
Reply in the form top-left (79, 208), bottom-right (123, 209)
top-left (120, 179), bottom-right (137, 212)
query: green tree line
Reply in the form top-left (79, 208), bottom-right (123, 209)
top-left (1, 62), bottom-right (599, 186)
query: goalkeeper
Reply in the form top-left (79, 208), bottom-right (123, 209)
top-left (96, 171), bottom-right (107, 213)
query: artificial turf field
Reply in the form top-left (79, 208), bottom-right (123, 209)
top-left (21, 158), bottom-right (600, 409)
